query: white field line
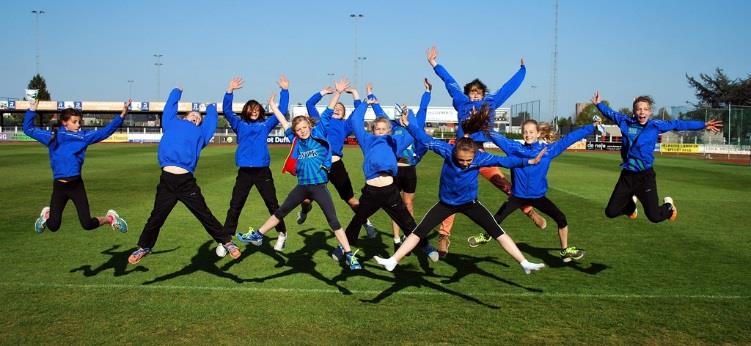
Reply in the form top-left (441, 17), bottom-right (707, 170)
top-left (0, 281), bottom-right (748, 300)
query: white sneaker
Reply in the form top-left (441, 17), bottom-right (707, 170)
top-left (274, 232), bottom-right (287, 252)
top-left (374, 256), bottom-right (397, 272)
top-left (521, 260), bottom-right (545, 275)
top-left (364, 219), bottom-right (378, 239)
top-left (215, 243), bottom-right (227, 257)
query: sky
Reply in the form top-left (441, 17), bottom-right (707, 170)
top-left (1, 0), bottom-right (749, 120)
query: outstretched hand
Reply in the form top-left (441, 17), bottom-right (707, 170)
top-left (227, 77), bottom-right (244, 93)
top-left (424, 78), bottom-right (432, 92)
top-left (335, 78), bottom-right (350, 93)
top-left (366, 82), bottom-right (373, 95)
top-left (320, 86), bottom-right (335, 95)
top-left (705, 118), bottom-right (723, 133)
top-left (520, 57), bottom-right (525, 66)
top-left (278, 75), bottom-right (289, 90)
top-left (591, 91), bottom-right (601, 105)
top-left (120, 99), bottom-right (132, 118)
top-left (268, 93), bottom-right (277, 111)
top-left (528, 147), bottom-right (547, 165)
top-left (399, 105), bottom-right (409, 127)
top-left (426, 46), bottom-right (438, 67)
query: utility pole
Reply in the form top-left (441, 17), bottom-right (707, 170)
top-left (153, 54), bottom-right (163, 99)
top-left (349, 14), bottom-right (364, 89)
top-left (31, 10), bottom-right (46, 75)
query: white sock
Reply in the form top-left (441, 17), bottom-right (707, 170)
top-left (374, 256), bottom-right (397, 272)
top-left (393, 237), bottom-right (401, 244)
top-left (520, 260), bottom-right (545, 274)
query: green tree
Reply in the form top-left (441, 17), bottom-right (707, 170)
top-left (686, 68), bottom-right (751, 107)
top-left (27, 74), bottom-right (51, 100)
top-left (575, 100), bottom-right (610, 125)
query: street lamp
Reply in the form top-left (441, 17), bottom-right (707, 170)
top-left (153, 54), bottom-right (163, 99)
top-left (357, 57), bottom-right (367, 85)
top-left (127, 80), bottom-right (134, 99)
top-left (31, 10), bottom-right (46, 75)
top-left (349, 14), bottom-right (364, 88)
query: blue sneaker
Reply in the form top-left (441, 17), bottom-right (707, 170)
top-left (236, 227), bottom-right (263, 246)
top-left (346, 250), bottom-right (362, 270)
top-left (107, 209), bottom-right (128, 233)
top-left (421, 242), bottom-right (440, 262)
top-left (330, 244), bottom-right (344, 261)
top-left (34, 206), bottom-right (49, 234)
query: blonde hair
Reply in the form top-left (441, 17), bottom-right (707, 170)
top-left (291, 115), bottom-right (317, 132)
top-left (523, 119), bottom-right (558, 142)
top-left (371, 117), bottom-right (391, 132)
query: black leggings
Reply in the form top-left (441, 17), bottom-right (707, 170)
top-left (275, 183), bottom-right (341, 230)
top-left (137, 171), bottom-right (230, 249)
top-left (223, 167), bottom-right (285, 235)
top-left (495, 195), bottom-right (568, 229)
top-left (47, 177), bottom-right (100, 231)
top-left (413, 200), bottom-right (505, 239)
top-left (605, 168), bottom-right (672, 223)
top-left (344, 183), bottom-right (418, 246)
top-left (300, 159), bottom-right (355, 214)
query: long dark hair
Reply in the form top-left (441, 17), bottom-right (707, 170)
top-left (461, 103), bottom-right (491, 135)
top-left (49, 108), bottom-right (82, 148)
top-left (240, 99), bottom-right (265, 122)
top-left (463, 78), bottom-right (487, 96)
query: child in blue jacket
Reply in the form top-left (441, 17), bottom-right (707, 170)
top-left (426, 46), bottom-right (547, 251)
top-left (220, 76), bottom-right (289, 253)
top-left (298, 79), bottom-right (377, 237)
top-left (373, 110), bottom-right (546, 274)
top-left (128, 88), bottom-right (241, 264)
top-left (592, 91), bottom-right (722, 223)
top-left (24, 100), bottom-right (129, 235)
top-left (468, 119), bottom-right (597, 262)
top-left (236, 93), bottom-right (362, 271)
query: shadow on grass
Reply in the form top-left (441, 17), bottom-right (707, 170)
top-left (69, 244), bottom-right (177, 277)
top-left (517, 242), bottom-right (610, 274)
top-left (244, 229), bottom-right (352, 295)
top-left (354, 230), bottom-right (437, 275)
top-left (220, 232), bottom-right (287, 271)
top-left (439, 252), bottom-right (542, 292)
top-left (352, 261), bottom-right (500, 309)
top-left (141, 241), bottom-right (245, 285)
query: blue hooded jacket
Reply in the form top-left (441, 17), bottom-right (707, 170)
top-left (157, 88), bottom-right (217, 173)
top-left (305, 91), bottom-right (360, 158)
top-left (24, 109), bottom-right (124, 179)
top-left (370, 91), bottom-right (431, 166)
top-left (224, 89), bottom-right (288, 167)
top-left (349, 102), bottom-right (413, 180)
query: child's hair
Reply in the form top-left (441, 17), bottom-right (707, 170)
top-left (291, 115), bottom-right (317, 132)
top-left (632, 95), bottom-right (654, 113)
top-left (463, 79), bottom-right (488, 96)
top-left (335, 102), bottom-right (346, 114)
top-left (522, 119), bottom-right (558, 142)
top-left (453, 137), bottom-right (477, 157)
top-left (50, 108), bottom-right (83, 148)
top-left (461, 103), bottom-right (491, 135)
top-left (180, 111), bottom-right (202, 120)
top-left (240, 99), bottom-right (266, 122)
top-left (371, 117), bottom-right (391, 132)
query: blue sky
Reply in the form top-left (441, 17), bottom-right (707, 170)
top-left (1, 0), bottom-right (749, 120)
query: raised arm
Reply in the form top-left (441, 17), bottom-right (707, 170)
top-left (366, 83), bottom-right (388, 118)
top-left (402, 109), bottom-right (453, 160)
top-left (428, 46), bottom-right (468, 104)
top-left (490, 58), bottom-right (526, 109)
top-left (488, 130), bottom-right (524, 155)
top-left (416, 78), bottom-right (432, 127)
top-left (22, 100), bottom-right (52, 145)
top-left (83, 100), bottom-right (129, 144)
top-left (200, 103), bottom-right (218, 147)
top-left (306, 86), bottom-right (333, 119)
top-left (348, 99), bottom-right (370, 144)
top-left (345, 86), bottom-right (362, 109)
top-left (547, 124), bottom-right (595, 158)
top-left (278, 75), bottom-right (290, 116)
top-left (655, 118), bottom-right (718, 133)
top-left (223, 77), bottom-right (243, 129)
top-left (591, 91), bottom-right (628, 124)
top-left (267, 93), bottom-right (289, 130)
top-left (161, 87), bottom-right (183, 130)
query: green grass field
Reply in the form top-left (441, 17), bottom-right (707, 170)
top-left (1, 143), bottom-right (749, 345)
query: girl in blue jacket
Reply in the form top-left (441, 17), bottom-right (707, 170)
top-left (298, 79), bottom-right (377, 238)
top-left (373, 109), bottom-right (546, 274)
top-left (220, 76), bottom-right (289, 252)
top-left (236, 93), bottom-right (362, 271)
top-left (469, 119), bottom-right (597, 263)
top-left (24, 100), bottom-right (129, 235)
top-left (593, 91), bottom-right (723, 223)
top-left (128, 88), bottom-right (241, 265)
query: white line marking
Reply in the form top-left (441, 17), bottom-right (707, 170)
top-left (0, 281), bottom-right (747, 300)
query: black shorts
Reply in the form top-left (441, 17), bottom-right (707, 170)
top-left (328, 159), bottom-right (355, 201)
top-left (395, 165), bottom-right (417, 193)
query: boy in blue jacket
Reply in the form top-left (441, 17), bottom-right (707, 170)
top-left (426, 46), bottom-right (547, 251)
top-left (373, 110), bottom-right (546, 274)
top-left (25, 100), bottom-right (129, 235)
top-left (468, 119), bottom-right (597, 262)
top-left (220, 76), bottom-right (289, 253)
top-left (592, 91), bottom-right (722, 223)
top-left (129, 87), bottom-right (241, 264)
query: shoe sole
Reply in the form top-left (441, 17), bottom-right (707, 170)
top-left (562, 252), bottom-right (586, 263)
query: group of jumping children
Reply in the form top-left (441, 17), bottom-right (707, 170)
top-left (24, 46), bottom-right (723, 275)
